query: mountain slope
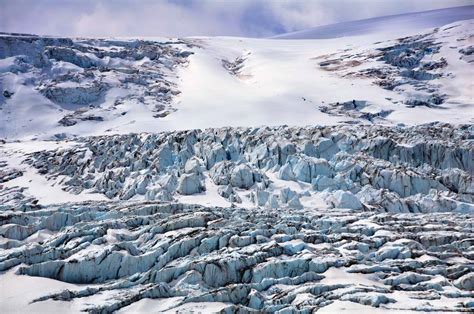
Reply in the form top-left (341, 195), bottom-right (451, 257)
top-left (0, 7), bottom-right (473, 140)
top-left (272, 5), bottom-right (474, 39)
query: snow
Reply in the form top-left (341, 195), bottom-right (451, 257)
top-left (117, 297), bottom-right (186, 313)
top-left (318, 301), bottom-right (413, 313)
top-left (0, 267), bottom-right (83, 314)
top-left (1, 7), bottom-right (473, 140)
top-left (162, 302), bottom-right (231, 313)
top-left (177, 175), bottom-right (232, 208)
top-left (0, 6), bottom-right (473, 314)
top-left (272, 5), bottom-right (474, 39)
top-left (0, 141), bottom-right (107, 205)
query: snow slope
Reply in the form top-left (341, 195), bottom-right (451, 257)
top-left (273, 5), bottom-right (474, 39)
top-left (0, 6), bottom-right (473, 140)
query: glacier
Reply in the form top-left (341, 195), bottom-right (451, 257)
top-left (1, 123), bottom-right (473, 312)
top-left (0, 5), bottom-right (473, 314)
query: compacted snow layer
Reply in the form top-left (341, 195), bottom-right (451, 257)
top-left (0, 123), bottom-right (473, 312)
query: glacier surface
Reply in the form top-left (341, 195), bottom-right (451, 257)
top-left (0, 6), bottom-right (473, 314)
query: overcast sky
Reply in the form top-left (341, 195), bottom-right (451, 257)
top-left (1, 0), bottom-right (472, 38)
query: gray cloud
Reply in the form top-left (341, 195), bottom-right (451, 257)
top-left (0, 0), bottom-right (472, 38)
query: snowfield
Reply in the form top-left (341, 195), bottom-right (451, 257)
top-left (1, 6), bottom-right (473, 140)
top-left (0, 6), bottom-right (473, 314)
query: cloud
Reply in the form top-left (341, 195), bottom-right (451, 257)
top-left (72, 1), bottom-right (240, 38)
top-left (266, 1), bottom-right (334, 32)
top-left (0, 0), bottom-right (472, 38)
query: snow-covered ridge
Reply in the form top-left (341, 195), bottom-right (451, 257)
top-left (1, 12), bottom-right (473, 140)
top-left (272, 5), bottom-right (474, 39)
